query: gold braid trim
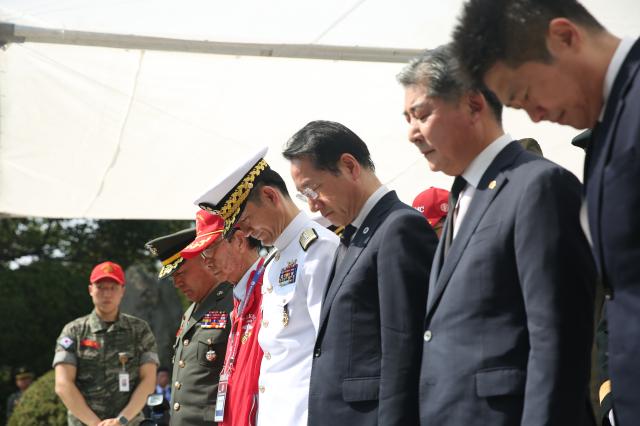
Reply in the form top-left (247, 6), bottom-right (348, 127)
top-left (161, 252), bottom-right (182, 266)
top-left (158, 257), bottom-right (184, 279)
top-left (599, 380), bottom-right (611, 404)
top-left (218, 159), bottom-right (268, 234)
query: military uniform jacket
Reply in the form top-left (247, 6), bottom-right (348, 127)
top-left (257, 212), bottom-right (339, 426)
top-left (53, 310), bottom-right (159, 426)
top-left (170, 282), bottom-right (233, 425)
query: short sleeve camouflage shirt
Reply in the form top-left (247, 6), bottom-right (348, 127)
top-left (53, 310), bottom-right (159, 425)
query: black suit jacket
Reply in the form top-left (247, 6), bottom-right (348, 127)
top-left (585, 37), bottom-right (640, 426)
top-left (420, 142), bottom-right (596, 425)
top-left (308, 191), bottom-right (438, 425)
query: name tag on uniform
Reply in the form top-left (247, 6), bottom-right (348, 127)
top-left (119, 373), bottom-right (130, 392)
top-left (214, 373), bottom-right (228, 422)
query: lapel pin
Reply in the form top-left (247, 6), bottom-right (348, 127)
top-left (362, 227), bottom-right (369, 234)
top-left (488, 180), bottom-right (497, 190)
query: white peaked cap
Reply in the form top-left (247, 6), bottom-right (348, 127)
top-left (194, 146), bottom-right (269, 208)
top-left (194, 146), bottom-right (269, 235)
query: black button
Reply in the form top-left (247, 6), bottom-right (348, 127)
top-left (313, 348), bottom-right (321, 358)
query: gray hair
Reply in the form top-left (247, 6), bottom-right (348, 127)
top-left (397, 44), bottom-right (503, 123)
top-left (396, 44), bottom-right (470, 103)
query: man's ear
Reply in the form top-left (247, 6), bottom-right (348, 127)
top-left (339, 153), bottom-right (361, 180)
top-left (232, 229), bottom-right (247, 247)
top-left (547, 18), bottom-right (582, 55)
top-left (467, 91), bottom-right (485, 121)
top-left (261, 186), bottom-right (280, 205)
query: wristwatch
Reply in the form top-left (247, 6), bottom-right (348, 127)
top-left (117, 415), bottom-right (129, 425)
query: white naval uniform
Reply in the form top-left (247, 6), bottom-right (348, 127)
top-left (257, 211), bottom-right (339, 426)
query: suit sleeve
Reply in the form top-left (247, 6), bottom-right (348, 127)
top-left (376, 209), bottom-right (438, 425)
top-left (514, 167), bottom-right (596, 425)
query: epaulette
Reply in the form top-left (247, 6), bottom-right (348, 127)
top-left (299, 228), bottom-right (318, 251)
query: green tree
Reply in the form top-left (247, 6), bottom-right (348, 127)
top-left (0, 217), bottom-right (192, 423)
top-left (7, 370), bottom-right (65, 426)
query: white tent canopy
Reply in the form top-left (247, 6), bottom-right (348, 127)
top-left (1, 0), bottom-right (638, 219)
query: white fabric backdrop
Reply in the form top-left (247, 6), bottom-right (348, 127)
top-left (1, 0), bottom-right (638, 219)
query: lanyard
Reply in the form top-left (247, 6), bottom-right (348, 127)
top-left (223, 256), bottom-right (268, 376)
top-left (236, 257), bottom-right (266, 319)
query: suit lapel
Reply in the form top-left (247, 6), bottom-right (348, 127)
top-left (426, 142), bottom-right (521, 316)
top-left (586, 38), bottom-right (640, 274)
top-left (319, 191), bottom-right (397, 329)
top-left (427, 222), bottom-right (447, 302)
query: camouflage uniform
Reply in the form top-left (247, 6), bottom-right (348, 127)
top-left (53, 310), bottom-right (159, 426)
top-left (6, 390), bottom-right (23, 421)
top-left (171, 282), bottom-right (233, 425)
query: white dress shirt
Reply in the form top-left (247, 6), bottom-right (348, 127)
top-left (352, 185), bottom-right (391, 229)
top-left (453, 133), bottom-right (512, 238)
top-left (600, 36), bottom-right (636, 120)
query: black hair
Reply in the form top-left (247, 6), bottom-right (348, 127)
top-left (452, 0), bottom-right (604, 88)
top-left (282, 120), bottom-right (375, 174)
top-left (246, 168), bottom-right (290, 204)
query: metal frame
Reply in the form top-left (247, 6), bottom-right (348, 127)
top-left (0, 22), bottom-right (422, 63)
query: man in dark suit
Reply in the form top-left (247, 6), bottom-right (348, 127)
top-left (282, 120), bottom-right (438, 425)
top-left (453, 2), bottom-right (640, 424)
top-left (398, 45), bottom-right (596, 425)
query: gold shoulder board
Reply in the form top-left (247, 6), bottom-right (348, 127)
top-left (299, 228), bottom-right (318, 251)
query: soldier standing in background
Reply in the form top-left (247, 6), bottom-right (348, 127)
top-left (53, 261), bottom-right (159, 426)
top-left (5, 366), bottom-right (34, 422)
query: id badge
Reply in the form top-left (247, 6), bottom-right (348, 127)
top-left (214, 374), bottom-right (228, 422)
top-left (118, 373), bottom-right (130, 392)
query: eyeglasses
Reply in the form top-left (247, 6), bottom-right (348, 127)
top-left (200, 237), bottom-right (226, 260)
top-left (295, 185), bottom-right (320, 203)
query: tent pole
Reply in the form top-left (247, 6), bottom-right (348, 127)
top-left (0, 22), bottom-right (422, 63)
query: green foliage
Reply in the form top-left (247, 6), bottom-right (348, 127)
top-left (0, 217), bottom-right (192, 422)
top-left (8, 370), bottom-right (66, 426)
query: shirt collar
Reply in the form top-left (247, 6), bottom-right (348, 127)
top-left (233, 257), bottom-right (262, 301)
top-left (89, 309), bottom-right (123, 332)
top-left (600, 36), bottom-right (636, 120)
top-left (461, 133), bottom-right (512, 188)
top-left (352, 185), bottom-right (390, 228)
top-left (273, 211), bottom-right (308, 251)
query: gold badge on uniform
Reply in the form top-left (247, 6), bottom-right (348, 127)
top-left (278, 260), bottom-right (298, 286)
top-left (282, 305), bottom-right (289, 327)
top-left (241, 314), bottom-right (256, 344)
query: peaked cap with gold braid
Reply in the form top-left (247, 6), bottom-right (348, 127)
top-left (145, 228), bottom-right (196, 279)
top-left (195, 147), bottom-right (269, 237)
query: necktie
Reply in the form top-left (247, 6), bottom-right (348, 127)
top-left (335, 224), bottom-right (357, 270)
top-left (444, 176), bottom-right (466, 256)
top-left (583, 122), bottom-right (600, 184)
top-left (340, 224), bottom-right (357, 247)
